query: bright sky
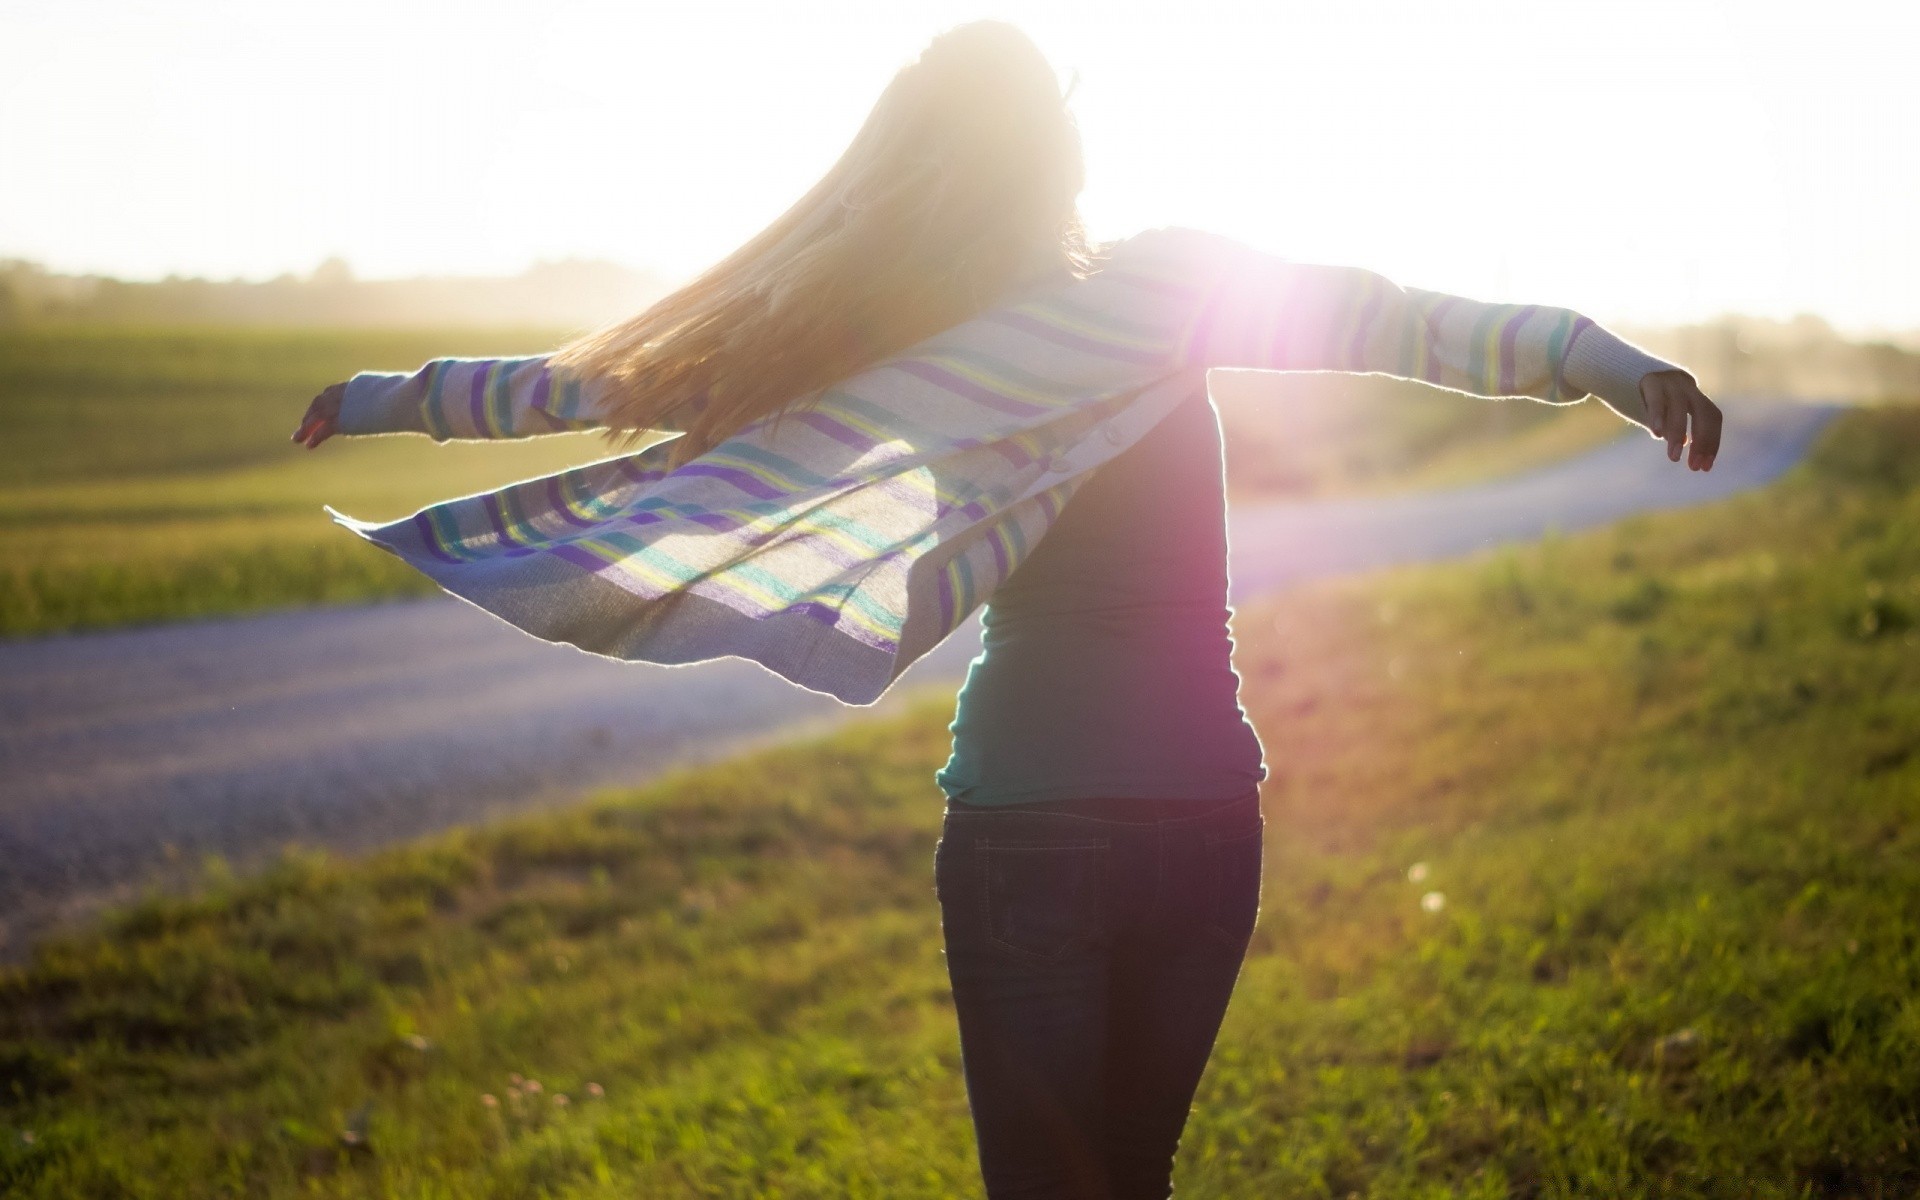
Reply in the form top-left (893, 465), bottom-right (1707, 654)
top-left (4, 0), bottom-right (1913, 333)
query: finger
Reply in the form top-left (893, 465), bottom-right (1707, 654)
top-left (1691, 391), bottom-right (1723, 470)
top-left (1659, 386), bottom-right (1688, 463)
top-left (1644, 380), bottom-right (1674, 454)
top-left (1641, 383), bottom-right (1664, 438)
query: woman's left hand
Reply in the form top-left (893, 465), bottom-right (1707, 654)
top-left (292, 382), bottom-right (346, 449)
top-left (1638, 370), bottom-right (1721, 472)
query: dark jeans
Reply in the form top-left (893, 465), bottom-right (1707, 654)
top-left (933, 790), bottom-right (1264, 1199)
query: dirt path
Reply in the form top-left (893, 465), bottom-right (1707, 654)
top-left (0, 400), bottom-right (1840, 955)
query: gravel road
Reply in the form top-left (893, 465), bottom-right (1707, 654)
top-left (0, 400), bottom-right (1840, 954)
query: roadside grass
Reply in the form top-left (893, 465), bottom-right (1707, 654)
top-left (4, 403), bottom-right (1915, 1195)
top-left (2, 327), bottom-right (1626, 636)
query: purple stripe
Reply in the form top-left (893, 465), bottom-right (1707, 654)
top-left (600, 501), bottom-right (874, 574)
top-left (1186, 281), bottom-right (1229, 367)
top-left (783, 598), bottom-right (897, 652)
top-left (544, 475), bottom-right (600, 529)
top-left (987, 437), bottom-right (1037, 469)
top-left (479, 492), bottom-right (528, 549)
top-left (673, 462), bottom-right (785, 500)
top-left (1264, 274), bottom-right (1299, 369)
top-left (526, 369), bottom-right (568, 431)
top-left (1422, 297), bottom-right (1460, 383)
top-left (986, 310), bottom-right (1165, 366)
top-left (631, 504), bottom-right (721, 531)
top-left (468, 361), bottom-right (494, 437)
top-left (785, 598), bottom-right (842, 629)
top-left (1498, 307), bottom-right (1533, 395)
top-left (1345, 281), bottom-right (1386, 369)
top-left (617, 457), bottom-right (667, 487)
top-left (1558, 316), bottom-right (1597, 395)
top-left (547, 542), bottom-right (661, 598)
top-left (410, 511), bottom-right (464, 564)
top-left (793, 530), bottom-right (890, 573)
top-left (888, 359), bottom-right (1048, 418)
top-left (986, 526), bottom-right (1009, 580)
top-left (797, 410), bottom-right (880, 453)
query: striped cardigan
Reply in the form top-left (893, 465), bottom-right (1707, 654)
top-left (329, 226), bottom-right (1677, 704)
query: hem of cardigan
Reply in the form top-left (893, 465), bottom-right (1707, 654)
top-left (325, 505), bottom-right (901, 706)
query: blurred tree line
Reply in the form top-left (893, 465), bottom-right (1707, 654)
top-left (0, 256), bottom-right (668, 333)
top-left (1627, 317), bottom-right (1920, 404)
top-left (3, 255), bottom-right (1915, 403)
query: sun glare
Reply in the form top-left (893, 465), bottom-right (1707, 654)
top-left (2, 0), bottom-right (1913, 332)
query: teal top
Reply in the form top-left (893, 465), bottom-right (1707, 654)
top-left (936, 385), bottom-right (1268, 806)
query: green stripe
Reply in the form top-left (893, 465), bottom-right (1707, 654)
top-left (1001, 510), bottom-right (1029, 568)
top-left (1464, 304), bottom-right (1507, 394)
top-left (795, 509), bottom-right (893, 555)
top-left (496, 477), bottom-right (540, 544)
top-left (625, 543), bottom-right (704, 585)
top-left (800, 576), bottom-right (900, 628)
top-left (421, 361), bottom-right (453, 440)
top-left (953, 547), bottom-right (977, 615)
top-left (488, 359), bottom-right (517, 438)
top-left (1393, 289), bottom-right (1423, 379)
top-left (723, 561), bottom-right (806, 606)
top-left (422, 502), bottom-right (469, 560)
top-left (1544, 312), bottom-right (1576, 401)
top-left (1334, 277), bottom-right (1375, 370)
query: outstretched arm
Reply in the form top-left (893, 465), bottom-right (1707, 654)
top-left (1167, 233), bottom-right (1722, 470)
top-left (292, 355), bottom-right (620, 448)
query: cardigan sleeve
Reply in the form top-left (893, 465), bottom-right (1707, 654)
top-left (1166, 232), bottom-right (1682, 431)
top-left (334, 355), bottom-right (611, 441)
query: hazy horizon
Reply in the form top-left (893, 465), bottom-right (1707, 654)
top-left (5, 0), bottom-right (1914, 338)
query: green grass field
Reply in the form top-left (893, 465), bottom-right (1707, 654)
top-left (0, 326), bottom-right (1627, 637)
top-left (3, 405), bottom-right (1913, 1197)
top-left (0, 327), bottom-right (626, 636)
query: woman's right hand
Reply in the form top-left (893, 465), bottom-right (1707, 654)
top-left (292, 382), bottom-right (347, 449)
top-left (1638, 370), bottom-right (1721, 472)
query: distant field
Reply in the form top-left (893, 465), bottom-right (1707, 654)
top-left (1212, 368), bottom-right (1630, 501)
top-left (0, 327), bottom-right (1629, 637)
top-left (0, 327), bottom-right (631, 635)
top-left (2, 407), bottom-right (1912, 1197)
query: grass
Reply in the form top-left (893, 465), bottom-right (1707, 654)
top-left (0, 326), bottom-right (628, 636)
top-left (1, 327), bottom-right (1624, 637)
top-left (2, 403), bottom-right (1915, 1196)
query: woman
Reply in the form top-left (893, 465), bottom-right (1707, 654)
top-left (295, 21), bottom-right (1720, 1199)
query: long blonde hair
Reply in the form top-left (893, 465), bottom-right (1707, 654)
top-left (549, 21), bottom-right (1092, 467)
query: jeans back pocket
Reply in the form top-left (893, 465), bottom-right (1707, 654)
top-left (1201, 821), bottom-right (1264, 948)
top-left (979, 837), bottom-right (1110, 961)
